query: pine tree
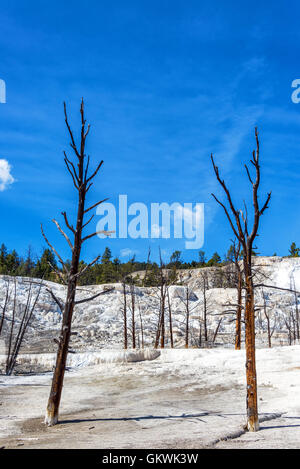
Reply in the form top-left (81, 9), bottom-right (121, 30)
top-left (289, 242), bottom-right (300, 257)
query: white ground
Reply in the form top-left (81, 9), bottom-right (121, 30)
top-left (0, 345), bottom-right (299, 449)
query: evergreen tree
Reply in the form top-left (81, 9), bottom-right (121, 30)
top-left (289, 242), bottom-right (300, 257)
top-left (169, 250), bottom-right (182, 268)
top-left (0, 243), bottom-right (8, 274)
top-left (198, 250), bottom-right (206, 266)
top-left (101, 247), bottom-right (112, 264)
top-left (207, 252), bottom-right (221, 266)
top-left (34, 248), bottom-right (57, 280)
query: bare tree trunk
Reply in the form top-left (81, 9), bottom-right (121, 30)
top-left (160, 285), bottom-right (165, 348)
top-left (139, 307), bottom-right (144, 349)
top-left (167, 289), bottom-right (174, 348)
top-left (130, 282), bottom-right (136, 349)
top-left (244, 263), bottom-right (259, 431)
top-left (213, 318), bottom-right (223, 344)
top-left (44, 100), bottom-right (110, 426)
top-left (203, 277), bottom-right (208, 343)
top-left (154, 310), bottom-right (162, 349)
top-left (0, 280), bottom-right (10, 337)
top-left (235, 273), bottom-right (242, 350)
top-left (199, 322), bottom-right (202, 348)
top-left (211, 128), bottom-right (270, 432)
top-left (122, 281), bottom-right (128, 349)
top-left (185, 287), bottom-right (190, 348)
top-left (45, 202), bottom-right (84, 425)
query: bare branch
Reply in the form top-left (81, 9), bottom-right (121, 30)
top-left (40, 223), bottom-right (67, 271)
top-left (75, 288), bottom-right (115, 305)
top-left (86, 160), bottom-right (104, 184)
top-left (52, 219), bottom-right (73, 250)
top-left (84, 198), bottom-right (109, 214)
top-left (61, 211), bottom-right (75, 234)
top-left (81, 230), bottom-right (114, 243)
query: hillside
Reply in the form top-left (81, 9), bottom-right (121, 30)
top-left (0, 256), bottom-right (299, 360)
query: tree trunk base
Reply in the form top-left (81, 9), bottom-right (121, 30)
top-left (247, 417), bottom-right (259, 432)
top-left (44, 411), bottom-right (58, 427)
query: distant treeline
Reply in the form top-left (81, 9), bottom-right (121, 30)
top-left (0, 242), bottom-right (299, 286)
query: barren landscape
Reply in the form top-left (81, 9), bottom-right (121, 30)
top-left (0, 346), bottom-right (299, 449)
top-left (1, 256), bottom-right (300, 448)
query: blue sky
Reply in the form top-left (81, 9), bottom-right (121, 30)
top-left (0, 0), bottom-right (300, 264)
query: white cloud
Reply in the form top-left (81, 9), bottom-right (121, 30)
top-left (0, 159), bottom-right (14, 191)
top-left (120, 248), bottom-right (137, 258)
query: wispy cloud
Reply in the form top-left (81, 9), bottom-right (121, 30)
top-left (120, 248), bottom-right (137, 258)
top-left (0, 159), bottom-right (14, 191)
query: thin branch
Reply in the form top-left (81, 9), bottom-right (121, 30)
top-left (75, 288), bottom-right (115, 305)
top-left (81, 230), bottom-right (114, 243)
top-left (40, 224), bottom-right (67, 271)
top-left (61, 211), bottom-right (75, 234)
top-left (84, 198), bottom-right (109, 214)
top-left (52, 219), bottom-right (73, 251)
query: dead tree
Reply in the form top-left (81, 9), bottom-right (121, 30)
top-left (135, 295), bottom-right (145, 349)
top-left (177, 286), bottom-right (200, 348)
top-left (154, 250), bottom-right (167, 348)
top-left (0, 278), bottom-right (11, 337)
top-left (212, 317), bottom-right (223, 344)
top-left (154, 249), bottom-right (177, 348)
top-left (128, 280), bottom-right (136, 349)
top-left (43, 100), bottom-right (112, 426)
top-left (211, 127), bottom-right (271, 432)
top-left (166, 289), bottom-right (174, 348)
top-left (0, 278), bottom-right (43, 375)
top-left (261, 291), bottom-right (276, 348)
top-left (5, 279), bottom-right (43, 375)
top-left (184, 287), bottom-right (191, 348)
top-left (121, 278), bottom-right (128, 349)
top-left (290, 274), bottom-right (299, 341)
top-left (199, 272), bottom-right (209, 344)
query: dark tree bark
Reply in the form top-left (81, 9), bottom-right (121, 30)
top-left (0, 279), bottom-right (10, 337)
top-left (232, 241), bottom-right (243, 350)
top-left (212, 317), bottom-right (223, 344)
top-left (167, 289), bottom-right (174, 348)
top-left (122, 280), bottom-right (128, 349)
top-left (185, 287), bottom-right (190, 348)
top-left (129, 281), bottom-right (136, 349)
top-left (201, 273), bottom-right (208, 343)
top-left (211, 127), bottom-right (271, 432)
top-left (44, 100), bottom-right (111, 426)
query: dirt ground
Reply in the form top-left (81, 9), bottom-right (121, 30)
top-left (0, 347), bottom-right (299, 449)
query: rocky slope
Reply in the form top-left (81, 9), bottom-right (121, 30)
top-left (0, 256), bottom-right (299, 356)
